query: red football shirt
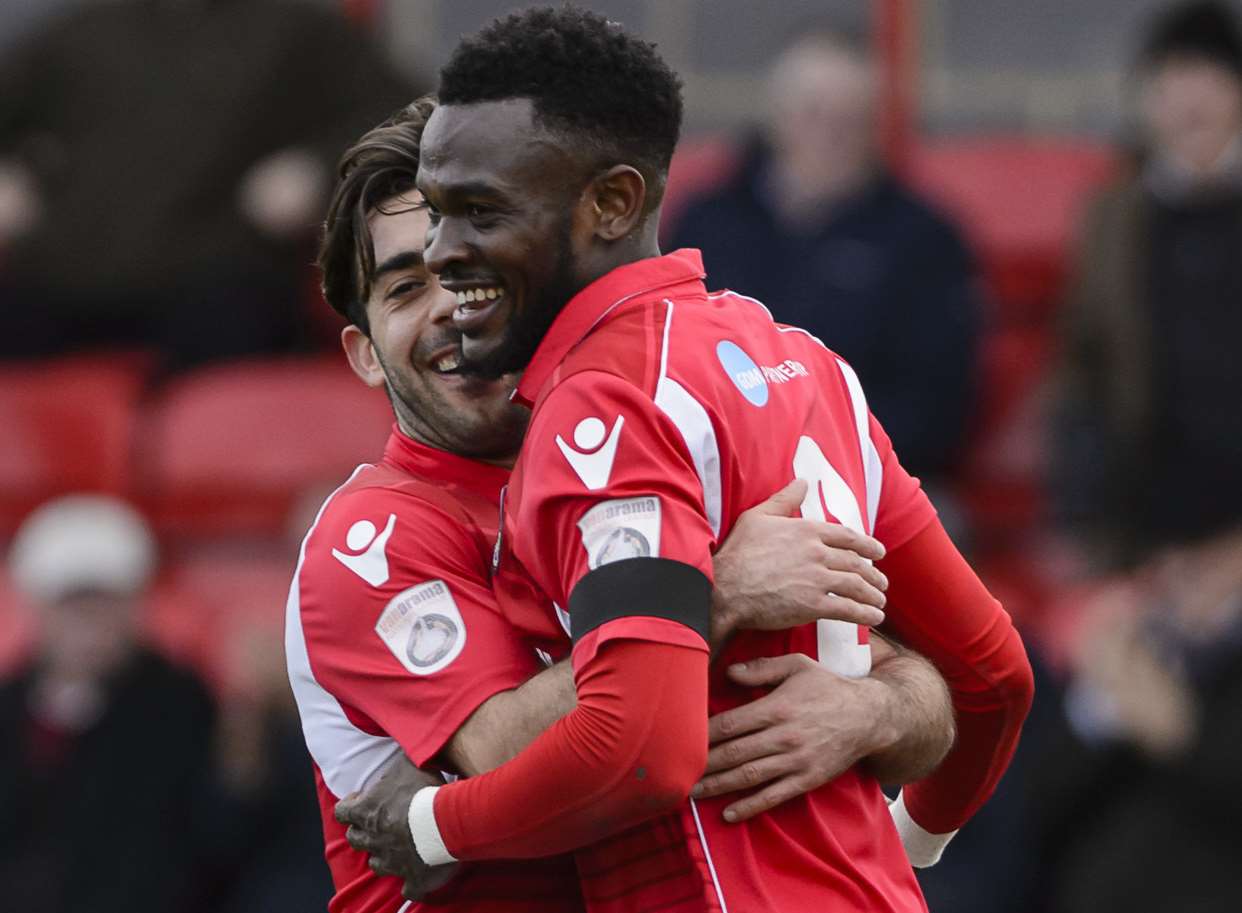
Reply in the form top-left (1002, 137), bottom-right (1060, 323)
top-left (287, 429), bottom-right (583, 913)
top-left (492, 250), bottom-right (934, 912)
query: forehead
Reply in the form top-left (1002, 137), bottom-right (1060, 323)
top-left (368, 193), bottom-right (431, 262)
top-left (419, 99), bottom-right (577, 192)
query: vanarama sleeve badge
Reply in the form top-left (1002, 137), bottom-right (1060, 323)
top-left (374, 580), bottom-right (467, 676)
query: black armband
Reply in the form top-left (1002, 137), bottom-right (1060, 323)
top-left (567, 557), bottom-right (711, 645)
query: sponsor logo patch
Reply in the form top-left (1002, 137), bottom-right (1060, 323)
top-left (375, 580), bottom-right (466, 676)
top-left (332, 514), bottom-right (397, 586)
top-left (577, 496), bottom-right (662, 570)
top-left (717, 340), bottom-right (768, 407)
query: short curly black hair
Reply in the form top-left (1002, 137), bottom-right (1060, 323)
top-left (317, 98), bottom-right (434, 335)
top-left (438, 5), bottom-right (683, 209)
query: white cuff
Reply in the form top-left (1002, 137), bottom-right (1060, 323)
top-left (888, 790), bottom-right (958, 868)
top-left (407, 785), bottom-right (457, 866)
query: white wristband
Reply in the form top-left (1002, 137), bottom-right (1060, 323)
top-left (407, 785), bottom-right (457, 866)
top-left (888, 790), bottom-right (958, 868)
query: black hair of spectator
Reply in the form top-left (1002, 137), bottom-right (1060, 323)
top-left (318, 98), bottom-right (435, 335)
top-left (437, 5), bottom-right (683, 209)
top-left (1142, 1), bottom-right (1242, 76)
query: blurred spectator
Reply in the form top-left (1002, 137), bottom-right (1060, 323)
top-left (0, 495), bottom-right (333, 913)
top-left (667, 25), bottom-right (981, 487)
top-left (1054, 0), bottom-right (1242, 569)
top-left (0, 0), bottom-right (415, 371)
top-left (1032, 530), bottom-right (1242, 913)
top-left (0, 495), bottom-right (217, 913)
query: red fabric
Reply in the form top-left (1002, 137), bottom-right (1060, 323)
top-left (491, 252), bottom-right (933, 911)
top-left (435, 639), bottom-right (709, 860)
top-left (878, 520), bottom-right (1035, 834)
top-left (289, 431), bottom-right (582, 913)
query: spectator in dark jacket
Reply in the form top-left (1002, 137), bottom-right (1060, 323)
top-left (667, 26), bottom-right (981, 487)
top-left (0, 0), bottom-right (416, 370)
top-left (0, 496), bottom-right (219, 913)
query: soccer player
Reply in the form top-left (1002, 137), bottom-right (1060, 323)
top-left (340, 8), bottom-right (1034, 913)
top-left (292, 102), bottom-right (955, 913)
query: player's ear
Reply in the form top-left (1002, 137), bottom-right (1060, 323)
top-left (587, 165), bottom-right (647, 241)
top-left (342, 324), bottom-right (385, 389)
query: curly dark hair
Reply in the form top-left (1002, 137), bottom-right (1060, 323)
top-left (438, 5), bottom-right (683, 209)
top-left (318, 97), bottom-right (435, 334)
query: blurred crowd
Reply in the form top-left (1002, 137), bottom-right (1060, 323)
top-left (1, 1), bottom-right (1241, 912)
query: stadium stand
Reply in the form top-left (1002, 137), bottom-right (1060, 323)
top-left (0, 354), bottom-right (148, 538)
top-left (136, 357), bottom-right (394, 540)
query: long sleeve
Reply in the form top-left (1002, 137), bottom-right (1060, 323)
top-left (878, 519), bottom-right (1034, 844)
top-left (417, 638), bottom-right (708, 862)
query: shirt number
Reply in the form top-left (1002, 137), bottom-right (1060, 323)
top-left (792, 436), bottom-right (872, 678)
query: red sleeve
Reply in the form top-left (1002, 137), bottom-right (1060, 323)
top-left (432, 639), bottom-right (708, 859)
top-left (299, 487), bottom-right (541, 769)
top-left (877, 519), bottom-right (1035, 833)
top-left (511, 370), bottom-right (717, 666)
top-left (868, 410), bottom-right (937, 550)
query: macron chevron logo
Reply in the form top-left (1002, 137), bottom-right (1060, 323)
top-left (555, 415), bottom-right (625, 491)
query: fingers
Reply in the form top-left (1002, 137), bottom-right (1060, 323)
top-left (814, 523), bottom-right (886, 562)
top-left (723, 653), bottom-right (814, 689)
top-left (749, 479), bottom-right (809, 517)
top-left (334, 793), bottom-right (363, 826)
top-left (693, 750), bottom-right (795, 798)
top-left (720, 774), bottom-right (811, 823)
top-left (821, 545), bottom-right (889, 595)
top-left (345, 825), bottom-right (379, 855)
top-left (815, 592), bottom-right (885, 628)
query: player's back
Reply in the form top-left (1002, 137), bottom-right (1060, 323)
top-left (551, 286), bottom-right (931, 912)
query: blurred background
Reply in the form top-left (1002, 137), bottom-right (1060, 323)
top-left (2, 1), bottom-right (1241, 911)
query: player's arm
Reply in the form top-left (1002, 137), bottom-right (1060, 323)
top-left (438, 478), bottom-right (888, 777)
top-left (865, 407), bottom-right (1034, 866)
top-left (692, 632), bottom-right (955, 822)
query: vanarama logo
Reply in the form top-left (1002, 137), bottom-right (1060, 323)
top-left (716, 340), bottom-right (810, 407)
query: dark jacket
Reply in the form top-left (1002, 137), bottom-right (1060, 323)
top-left (0, 649), bottom-right (217, 913)
top-left (667, 137), bottom-right (981, 482)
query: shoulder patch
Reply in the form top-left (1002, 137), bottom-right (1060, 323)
top-left (577, 496), bottom-right (662, 570)
top-left (374, 580), bottom-right (467, 676)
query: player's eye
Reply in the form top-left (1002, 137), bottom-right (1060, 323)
top-left (388, 279), bottom-right (426, 300)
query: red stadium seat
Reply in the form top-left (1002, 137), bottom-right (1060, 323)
top-left (907, 136), bottom-right (1118, 321)
top-left (0, 354), bottom-right (147, 537)
top-left (138, 357), bottom-right (393, 539)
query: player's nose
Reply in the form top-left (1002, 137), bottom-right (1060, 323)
top-left (426, 280), bottom-right (458, 324)
top-left (423, 214), bottom-right (470, 277)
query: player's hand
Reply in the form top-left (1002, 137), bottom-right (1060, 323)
top-left (334, 753), bottom-right (461, 900)
top-left (712, 480), bottom-right (887, 644)
top-left (690, 653), bottom-right (893, 822)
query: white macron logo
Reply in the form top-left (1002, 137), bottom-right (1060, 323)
top-left (556, 415), bottom-right (625, 491)
top-left (332, 514), bottom-right (397, 586)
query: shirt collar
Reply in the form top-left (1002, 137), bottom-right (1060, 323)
top-left (381, 425), bottom-right (511, 502)
top-left (514, 249), bottom-right (706, 406)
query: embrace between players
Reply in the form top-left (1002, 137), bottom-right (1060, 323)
top-left (287, 8), bottom-right (1034, 913)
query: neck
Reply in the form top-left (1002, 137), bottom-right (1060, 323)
top-left (395, 421), bottom-right (518, 469)
top-left (576, 219), bottom-right (663, 290)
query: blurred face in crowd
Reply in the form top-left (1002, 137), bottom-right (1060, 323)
top-left (37, 589), bottom-right (138, 683)
top-left (418, 100), bottom-right (589, 379)
top-left (767, 37), bottom-right (878, 199)
top-left (341, 192), bottom-right (529, 464)
top-left (1142, 55), bottom-right (1242, 175)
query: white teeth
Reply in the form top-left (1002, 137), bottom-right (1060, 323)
top-left (454, 286), bottom-right (504, 307)
top-left (435, 353), bottom-right (461, 373)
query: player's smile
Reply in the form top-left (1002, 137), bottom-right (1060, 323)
top-left (419, 99), bottom-right (590, 378)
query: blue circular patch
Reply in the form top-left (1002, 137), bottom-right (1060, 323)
top-left (716, 340), bottom-right (768, 407)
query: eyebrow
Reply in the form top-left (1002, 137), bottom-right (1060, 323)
top-left (373, 250), bottom-right (424, 279)
top-left (432, 179), bottom-right (507, 200)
